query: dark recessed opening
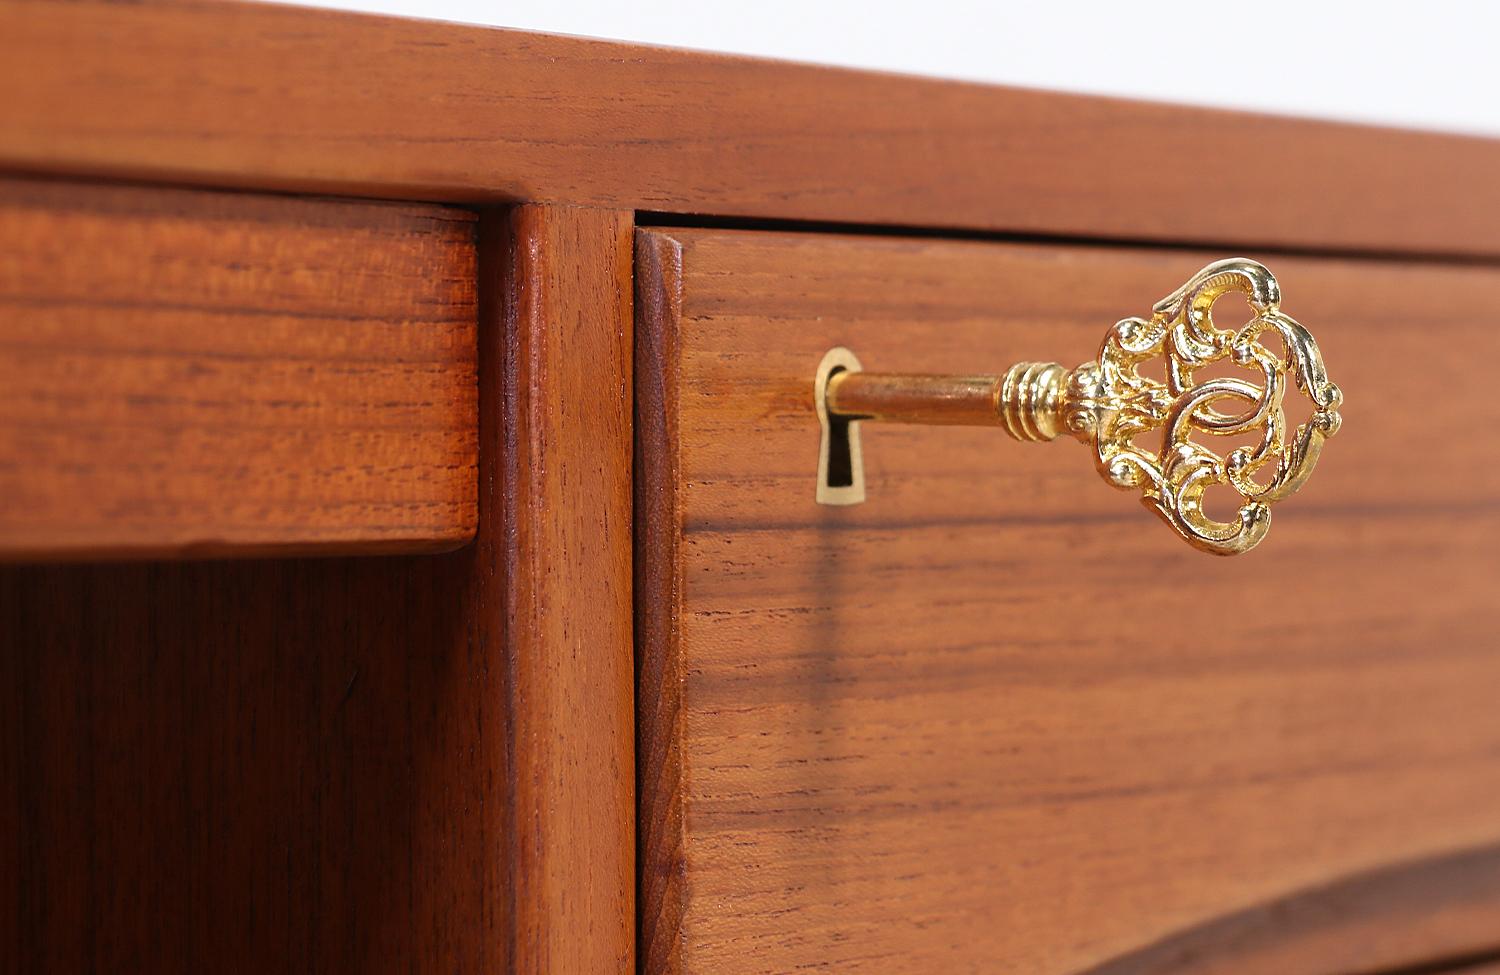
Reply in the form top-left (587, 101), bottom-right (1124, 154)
top-left (821, 365), bottom-right (857, 490)
top-left (825, 413), bottom-right (855, 488)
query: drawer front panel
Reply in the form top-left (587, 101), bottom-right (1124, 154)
top-left (636, 229), bottom-right (1500, 975)
top-left (0, 177), bottom-right (477, 559)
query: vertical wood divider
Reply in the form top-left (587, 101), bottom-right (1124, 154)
top-left (633, 230), bottom-right (688, 975)
top-left (493, 205), bottom-right (636, 972)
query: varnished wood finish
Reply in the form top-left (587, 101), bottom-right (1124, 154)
top-left (0, 178), bottom-right (477, 560)
top-left (501, 205), bottom-right (637, 973)
top-left (0, 207), bottom-right (635, 974)
top-left (635, 228), bottom-right (1500, 975)
top-left (5, 1), bottom-right (1500, 257)
top-left (636, 231), bottom-right (688, 974)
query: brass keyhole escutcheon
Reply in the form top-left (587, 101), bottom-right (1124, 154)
top-left (814, 258), bottom-right (1343, 556)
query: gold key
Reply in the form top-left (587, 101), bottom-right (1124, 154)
top-left (816, 258), bottom-right (1343, 556)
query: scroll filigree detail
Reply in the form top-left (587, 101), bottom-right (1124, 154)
top-left (1061, 258), bottom-right (1343, 556)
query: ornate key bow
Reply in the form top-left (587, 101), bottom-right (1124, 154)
top-left (818, 258), bottom-right (1344, 555)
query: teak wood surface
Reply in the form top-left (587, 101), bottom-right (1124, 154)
top-left (5, 0), bottom-right (1500, 257)
top-left (0, 206), bottom-right (636, 975)
top-left (0, 177), bottom-right (478, 560)
top-left (498, 205), bottom-right (637, 974)
top-left (4, 2), bottom-right (1500, 972)
top-left (636, 227), bottom-right (1500, 975)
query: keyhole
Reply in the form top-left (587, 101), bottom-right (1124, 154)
top-left (824, 408), bottom-right (856, 488)
top-left (815, 347), bottom-right (865, 505)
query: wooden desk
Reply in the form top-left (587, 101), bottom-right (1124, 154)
top-left (2, 2), bottom-right (1498, 972)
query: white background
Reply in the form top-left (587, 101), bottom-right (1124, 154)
top-left (297, 0), bottom-right (1500, 136)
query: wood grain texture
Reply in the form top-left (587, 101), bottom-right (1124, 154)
top-left (500, 204), bottom-right (637, 973)
top-left (635, 228), bottom-right (1500, 975)
top-left (0, 206), bottom-right (635, 974)
top-left (4, 1), bottom-right (1500, 257)
top-left (636, 230), bottom-right (688, 975)
top-left (0, 554), bottom-right (503, 974)
top-left (0, 177), bottom-right (477, 560)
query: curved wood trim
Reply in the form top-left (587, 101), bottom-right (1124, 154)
top-left (634, 228), bottom-right (688, 975)
top-left (4, 0), bottom-right (1500, 257)
top-left (1079, 844), bottom-right (1500, 975)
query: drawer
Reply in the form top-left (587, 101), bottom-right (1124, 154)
top-left (635, 229), bottom-right (1500, 974)
top-left (0, 177), bottom-right (478, 560)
